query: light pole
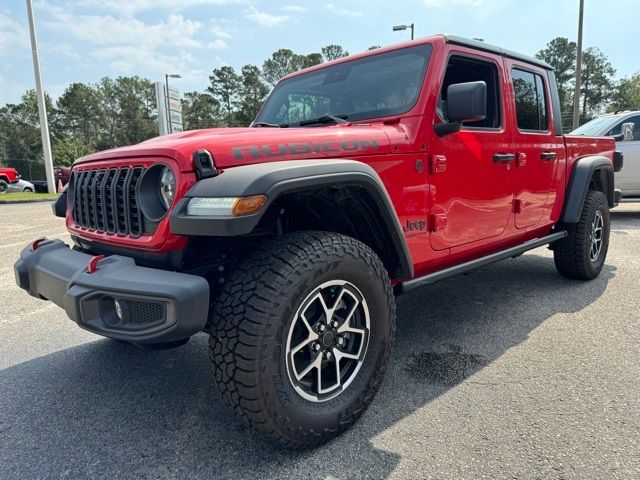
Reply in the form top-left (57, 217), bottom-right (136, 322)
top-left (572, 0), bottom-right (584, 130)
top-left (165, 73), bottom-right (181, 134)
top-left (392, 23), bottom-right (415, 40)
top-left (26, 0), bottom-right (55, 194)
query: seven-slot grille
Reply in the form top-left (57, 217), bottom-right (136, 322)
top-left (72, 166), bottom-right (145, 237)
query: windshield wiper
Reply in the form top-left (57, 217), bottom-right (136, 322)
top-left (251, 121), bottom-right (288, 128)
top-left (297, 114), bottom-right (349, 126)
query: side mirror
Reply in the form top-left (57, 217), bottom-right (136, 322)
top-left (620, 122), bottom-right (635, 142)
top-left (435, 81), bottom-right (487, 137)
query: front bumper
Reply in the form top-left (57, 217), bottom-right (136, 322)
top-left (14, 239), bottom-right (209, 343)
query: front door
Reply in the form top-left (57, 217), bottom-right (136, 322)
top-left (608, 115), bottom-right (640, 196)
top-left (506, 61), bottom-right (564, 228)
top-left (429, 50), bottom-right (514, 251)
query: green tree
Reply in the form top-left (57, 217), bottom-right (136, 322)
top-left (181, 91), bottom-right (222, 130)
top-left (609, 73), bottom-right (640, 112)
top-left (207, 66), bottom-right (241, 125)
top-left (53, 82), bottom-right (102, 149)
top-left (536, 37), bottom-right (577, 121)
top-left (262, 49), bottom-right (305, 86)
top-left (95, 76), bottom-right (157, 149)
top-left (237, 65), bottom-right (270, 125)
top-left (580, 47), bottom-right (616, 116)
top-left (321, 44), bottom-right (349, 61)
top-left (0, 90), bottom-right (58, 179)
top-left (51, 137), bottom-right (93, 166)
top-left (302, 53), bottom-right (323, 68)
top-left (368, 45), bottom-right (381, 50)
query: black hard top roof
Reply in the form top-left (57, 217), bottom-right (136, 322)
top-left (443, 34), bottom-right (554, 70)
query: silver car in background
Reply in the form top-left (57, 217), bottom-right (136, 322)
top-left (571, 111), bottom-right (640, 201)
top-left (7, 179), bottom-right (36, 193)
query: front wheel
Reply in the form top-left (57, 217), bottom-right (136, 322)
top-left (0, 180), bottom-right (8, 194)
top-left (554, 189), bottom-right (610, 280)
top-left (208, 231), bottom-right (395, 448)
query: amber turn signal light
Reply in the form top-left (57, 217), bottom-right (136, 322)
top-left (232, 195), bottom-right (267, 216)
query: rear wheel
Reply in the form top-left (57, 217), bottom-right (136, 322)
top-left (208, 231), bottom-right (395, 448)
top-left (0, 180), bottom-right (8, 194)
top-left (554, 190), bottom-right (610, 280)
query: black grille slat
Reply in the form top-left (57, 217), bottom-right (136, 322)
top-left (128, 167), bottom-right (144, 237)
top-left (89, 170), bottom-right (101, 230)
top-left (115, 167), bottom-right (131, 236)
top-left (73, 171), bottom-right (84, 225)
top-left (97, 170), bottom-right (109, 232)
top-left (81, 170), bottom-right (93, 229)
top-left (73, 166), bottom-right (145, 237)
top-left (104, 169), bottom-right (117, 233)
top-left (77, 170), bottom-right (88, 227)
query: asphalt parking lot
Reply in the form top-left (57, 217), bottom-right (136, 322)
top-left (1, 201), bottom-right (639, 479)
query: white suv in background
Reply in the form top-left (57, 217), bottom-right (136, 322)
top-left (571, 111), bottom-right (640, 201)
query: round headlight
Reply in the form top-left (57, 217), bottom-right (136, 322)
top-left (159, 167), bottom-right (176, 210)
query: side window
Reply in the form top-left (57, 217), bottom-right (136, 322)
top-left (439, 55), bottom-right (501, 129)
top-left (606, 116), bottom-right (640, 141)
top-left (512, 68), bottom-right (549, 131)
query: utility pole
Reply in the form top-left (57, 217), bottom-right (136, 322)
top-left (572, 0), bottom-right (584, 130)
top-left (26, 0), bottom-right (55, 194)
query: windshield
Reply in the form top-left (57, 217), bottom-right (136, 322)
top-left (570, 115), bottom-right (621, 136)
top-left (255, 44), bottom-right (432, 126)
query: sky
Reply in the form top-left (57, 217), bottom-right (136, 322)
top-left (1, 0), bottom-right (638, 106)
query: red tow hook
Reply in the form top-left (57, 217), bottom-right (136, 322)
top-left (31, 238), bottom-right (46, 251)
top-left (87, 255), bottom-right (106, 274)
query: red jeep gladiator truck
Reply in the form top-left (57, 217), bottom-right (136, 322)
top-left (0, 167), bottom-right (20, 193)
top-left (15, 35), bottom-right (622, 448)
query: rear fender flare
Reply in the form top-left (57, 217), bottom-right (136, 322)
top-left (561, 155), bottom-right (614, 224)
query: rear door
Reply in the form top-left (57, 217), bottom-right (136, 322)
top-left (428, 49), bottom-right (514, 250)
top-left (505, 60), bottom-right (565, 229)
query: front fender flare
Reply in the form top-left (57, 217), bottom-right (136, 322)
top-left (170, 159), bottom-right (413, 279)
top-left (561, 155), bottom-right (614, 224)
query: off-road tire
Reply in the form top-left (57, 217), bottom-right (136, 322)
top-left (554, 189), bottom-right (610, 280)
top-left (0, 180), bottom-right (8, 194)
top-left (208, 231), bottom-right (395, 448)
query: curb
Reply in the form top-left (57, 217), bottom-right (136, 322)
top-left (0, 198), bottom-right (57, 205)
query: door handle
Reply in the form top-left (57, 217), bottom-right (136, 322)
top-left (493, 153), bottom-right (516, 163)
top-left (540, 152), bottom-right (557, 160)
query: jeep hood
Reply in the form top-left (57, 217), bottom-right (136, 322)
top-left (74, 125), bottom-right (394, 171)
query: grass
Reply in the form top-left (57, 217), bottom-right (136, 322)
top-left (0, 192), bottom-right (59, 203)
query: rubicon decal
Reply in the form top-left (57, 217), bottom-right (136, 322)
top-left (232, 139), bottom-right (380, 160)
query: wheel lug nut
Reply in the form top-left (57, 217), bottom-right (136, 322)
top-left (323, 350), bottom-right (332, 359)
top-left (317, 323), bottom-right (326, 332)
top-left (337, 337), bottom-right (344, 346)
top-left (312, 342), bottom-right (321, 352)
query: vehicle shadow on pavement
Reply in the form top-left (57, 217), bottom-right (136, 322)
top-left (610, 210), bottom-right (640, 230)
top-left (0, 253), bottom-right (614, 479)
